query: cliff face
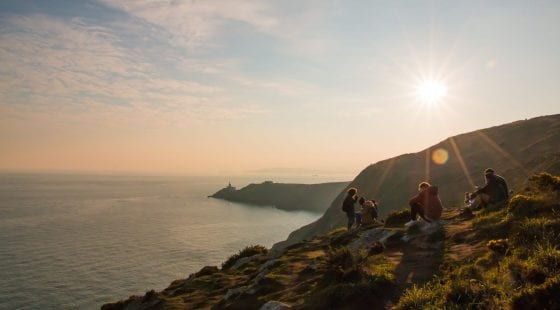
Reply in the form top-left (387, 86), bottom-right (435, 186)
top-left (273, 114), bottom-right (560, 250)
top-left (210, 181), bottom-right (349, 213)
top-left (102, 173), bottom-right (560, 309)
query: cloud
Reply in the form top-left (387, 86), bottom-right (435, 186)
top-left (99, 0), bottom-right (332, 56)
top-left (0, 13), bottom-right (263, 123)
top-left (99, 0), bottom-right (279, 50)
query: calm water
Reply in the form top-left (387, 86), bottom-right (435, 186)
top-left (0, 173), bottom-right (342, 309)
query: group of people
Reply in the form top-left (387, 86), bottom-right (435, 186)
top-left (342, 168), bottom-right (509, 230)
top-left (342, 189), bottom-right (379, 230)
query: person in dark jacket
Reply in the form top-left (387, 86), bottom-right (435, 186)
top-left (469, 168), bottom-right (509, 210)
top-left (405, 181), bottom-right (443, 227)
top-left (342, 187), bottom-right (358, 230)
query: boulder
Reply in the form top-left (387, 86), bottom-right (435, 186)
top-left (259, 300), bottom-right (292, 310)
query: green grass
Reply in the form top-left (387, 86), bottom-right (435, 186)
top-left (221, 244), bottom-right (268, 270)
top-left (396, 173), bottom-right (560, 309)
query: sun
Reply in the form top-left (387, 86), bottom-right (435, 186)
top-left (415, 79), bottom-right (448, 104)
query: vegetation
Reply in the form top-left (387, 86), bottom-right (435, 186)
top-left (396, 173), bottom-right (560, 309)
top-left (221, 244), bottom-right (268, 270)
top-left (103, 172), bottom-right (560, 310)
top-left (306, 246), bottom-right (396, 309)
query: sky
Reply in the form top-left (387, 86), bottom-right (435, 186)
top-left (1, 1), bottom-right (559, 177)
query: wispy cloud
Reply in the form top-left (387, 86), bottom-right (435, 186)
top-left (0, 13), bottom-right (264, 122)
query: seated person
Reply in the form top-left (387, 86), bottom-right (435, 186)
top-left (360, 199), bottom-right (378, 225)
top-left (468, 168), bottom-right (509, 210)
top-left (405, 181), bottom-right (443, 227)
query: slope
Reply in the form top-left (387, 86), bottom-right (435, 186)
top-left (273, 114), bottom-right (560, 250)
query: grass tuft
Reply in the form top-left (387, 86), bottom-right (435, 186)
top-left (221, 245), bottom-right (268, 270)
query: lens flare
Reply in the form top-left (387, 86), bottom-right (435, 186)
top-left (431, 148), bottom-right (449, 165)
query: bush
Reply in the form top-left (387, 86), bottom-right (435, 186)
top-left (327, 246), bottom-right (357, 270)
top-left (384, 208), bottom-right (411, 227)
top-left (221, 245), bottom-right (268, 270)
top-left (307, 275), bottom-right (395, 310)
top-left (508, 194), bottom-right (540, 218)
top-left (446, 279), bottom-right (491, 306)
top-left (529, 173), bottom-right (560, 192)
top-left (396, 282), bottom-right (445, 309)
top-left (487, 239), bottom-right (509, 255)
top-left (531, 243), bottom-right (560, 274)
top-left (515, 218), bottom-right (560, 245)
top-left (511, 275), bottom-right (560, 309)
top-left (508, 259), bottom-right (547, 285)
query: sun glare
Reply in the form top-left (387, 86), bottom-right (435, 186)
top-left (416, 80), bottom-right (448, 104)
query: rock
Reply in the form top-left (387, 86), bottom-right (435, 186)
top-left (224, 286), bottom-right (250, 300)
top-left (253, 268), bottom-right (269, 285)
top-left (231, 254), bottom-right (263, 270)
top-left (258, 259), bottom-right (278, 272)
top-left (368, 241), bottom-right (385, 255)
top-left (348, 228), bottom-right (385, 250)
top-left (260, 300), bottom-right (292, 310)
top-left (300, 261), bottom-right (318, 275)
top-left (378, 230), bottom-right (399, 244)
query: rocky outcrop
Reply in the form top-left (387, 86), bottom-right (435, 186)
top-left (210, 181), bottom-right (349, 213)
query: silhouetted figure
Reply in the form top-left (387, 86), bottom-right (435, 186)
top-left (342, 188), bottom-right (358, 230)
top-left (405, 182), bottom-right (443, 227)
top-left (468, 168), bottom-right (509, 210)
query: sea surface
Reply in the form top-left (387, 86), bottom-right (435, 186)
top-left (0, 173), bottom-right (346, 309)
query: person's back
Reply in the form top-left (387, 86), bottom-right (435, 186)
top-left (478, 173), bottom-right (509, 203)
top-left (423, 186), bottom-right (443, 221)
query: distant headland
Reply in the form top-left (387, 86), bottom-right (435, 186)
top-left (209, 181), bottom-right (350, 213)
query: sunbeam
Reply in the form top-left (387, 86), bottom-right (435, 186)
top-left (448, 137), bottom-right (475, 189)
top-left (476, 131), bottom-right (529, 176)
top-left (373, 158), bottom-right (396, 197)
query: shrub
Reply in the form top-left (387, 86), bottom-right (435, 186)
top-left (327, 246), bottom-right (356, 270)
top-left (396, 282), bottom-right (445, 309)
top-left (221, 245), bottom-right (268, 270)
top-left (508, 259), bottom-right (547, 286)
top-left (487, 239), bottom-right (509, 255)
top-left (446, 279), bottom-right (490, 306)
top-left (515, 218), bottom-right (560, 245)
top-left (529, 173), bottom-right (560, 192)
top-left (508, 194), bottom-right (540, 218)
top-left (511, 275), bottom-right (560, 310)
top-left (531, 243), bottom-right (560, 274)
top-left (307, 275), bottom-right (395, 310)
top-left (384, 208), bottom-right (411, 227)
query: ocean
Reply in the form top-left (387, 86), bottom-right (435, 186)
top-left (0, 173), bottom-right (345, 309)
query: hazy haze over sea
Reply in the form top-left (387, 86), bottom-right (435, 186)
top-left (0, 173), bottom-right (348, 309)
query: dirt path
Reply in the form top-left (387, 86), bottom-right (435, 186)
top-left (385, 209), bottom-right (480, 290)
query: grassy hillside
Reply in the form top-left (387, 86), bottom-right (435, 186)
top-left (209, 181), bottom-right (349, 213)
top-left (102, 173), bottom-right (560, 309)
top-left (274, 114), bottom-right (560, 250)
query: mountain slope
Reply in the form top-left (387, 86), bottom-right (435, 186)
top-left (274, 114), bottom-right (560, 250)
